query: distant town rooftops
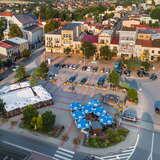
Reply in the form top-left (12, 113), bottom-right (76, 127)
top-left (111, 36), bottom-right (119, 45)
top-left (0, 82), bottom-right (52, 112)
top-left (62, 22), bottom-right (81, 30)
top-left (82, 34), bottom-right (98, 43)
top-left (136, 39), bottom-right (153, 47)
top-left (100, 29), bottom-right (113, 35)
top-left (138, 29), bottom-right (157, 34)
top-left (0, 11), bottom-right (13, 17)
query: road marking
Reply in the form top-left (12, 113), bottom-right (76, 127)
top-left (127, 134), bottom-right (140, 160)
top-left (2, 140), bottom-right (54, 159)
top-left (54, 154), bottom-right (72, 160)
top-left (56, 151), bottom-right (73, 158)
top-left (147, 132), bottom-right (155, 160)
top-left (52, 147), bottom-right (75, 160)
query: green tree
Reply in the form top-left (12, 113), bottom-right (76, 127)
top-left (42, 111), bottom-right (55, 132)
top-left (29, 74), bottom-right (38, 86)
top-left (32, 62), bottom-right (48, 80)
top-left (9, 24), bottom-right (23, 38)
top-left (0, 19), bottom-right (5, 40)
top-left (36, 115), bottom-right (43, 131)
top-left (39, 62), bottom-right (49, 79)
top-left (100, 45), bottom-right (112, 60)
top-left (15, 65), bottom-right (27, 82)
top-left (44, 20), bottom-right (60, 33)
top-left (0, 98), bottom-right (6, 117)
top-left (141, 61), bottom-right (150, 71)
top-left (64, 47), bottom-right (72, 55)
top-left (150, 7), bottom-right (160, 21)
top-left (31, 115), bottom-right (43, 131)
top-left (23, 105), bottom-right (38, 126)
top-left (81, 42), bottom-right (96, 59)
top-left (22, 49), bottom-right (31, 58)
top-left (108, 70), bottom-right (120, 87)
top-left (127, 88), bottom-right (138, 103)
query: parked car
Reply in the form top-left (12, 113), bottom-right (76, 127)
top-left (97, 75), bottom-right (106, 86)
top-left (154, 101), bottom-right (160, 113)
top-left (0, 76), bottom-right (3, 81)
top-left (150, 73), bottom-right (157, 80)
top-left (82, 66), bottom-right (87, 71)
top-left (86, 66), bottom-right (91, 72)
top-left (80, 77), bottom-right (87, 85)
top-left (68, 75), bottom-right (77, 83)
top-left (12, 65), bottom-right (19, 72)
top-left (124, 69), bottom-right (131, 77)
top-left (137, 68), bottom-right (149, 77)
top-left (121, 108), bottom-right (138, 122)
top-left (92, 66), bottom-right (98, 72)
top-left (72, 64), bottom-right (79, 70)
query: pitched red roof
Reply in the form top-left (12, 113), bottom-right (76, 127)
top-left (136, 40), bottom-right (153, 47)
top-left (0, 41), bottom-right (14, 49)
top-left (82, 34), bottom-right (98, 43)
top-left (111, 36), bottom-right (119, 45)
top-left (0, 11), bottom-right (13, 17)
top-left (135, 24), bottom-right (160, 32)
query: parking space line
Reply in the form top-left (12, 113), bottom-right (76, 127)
top-left (147, 132), bottom-right (155, 160)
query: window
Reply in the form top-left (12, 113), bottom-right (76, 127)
top-left (158, 51), bottom-right (160, 54)
top-left (152, 50), bottom-right (154, 53)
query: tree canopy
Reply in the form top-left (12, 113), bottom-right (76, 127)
top-left (15, 65), bottom-right (27, 82)
top-left (32, 62), bottom-right (49, 80)
top-left (150, 6), bottom-right (160, 21)
top-left (23, 105), bottom-right (39, 126)
top-left (22, 49), bottom-right (31, 58)
top-left (100, 45), bottom-right (113, 60)
top-left (64, 47), bottom-right (72, 55)
top-left (44, 20), bottom-right (60, 33)
top-left (81, 41), bottom-right (96, 59)
top-left (0, 19), bottom-right (6, 40)
top-left (108, 70), bottom-right (120, 86)
top-left (9, 24), bottom-right (23, 38)
top-left (0, 98), bottom-right (6, 117)
top-left (127, 88), bottom-right (138, 103)
top-left (42, 111), bottom-right (55, 132)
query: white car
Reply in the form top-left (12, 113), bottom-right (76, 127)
top-left (86, 66), bottom-right (91, 72)
top-left (12, 65), bottom-right (19, 72)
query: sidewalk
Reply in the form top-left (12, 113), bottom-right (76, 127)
top-left (0, 119), bottom-right (138, 156)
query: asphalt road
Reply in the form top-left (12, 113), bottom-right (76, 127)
top-left (0, 128), bottom-right (91, 160)
top-left (0, 47), bottom-right (44, 86)
top-left (0, 129), bottom-right (58, 157)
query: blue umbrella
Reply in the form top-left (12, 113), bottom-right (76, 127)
top-left (93, 106), bottom-right (106, 116)
top-left (88, 99), bottom-right (101, 107)
top-left (72, 110), bottom-right (85, 120)
top-left (99, 115), bottom-right (113, 125)
top-left (76, 119), bottom-right (91, 129)
top-left (82, 104), bottom-right (95, 114)
top-left (69, 102), bottom-right (82, 111)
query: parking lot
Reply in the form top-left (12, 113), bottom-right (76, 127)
top-left (39, 60), bottom-right (127, 145)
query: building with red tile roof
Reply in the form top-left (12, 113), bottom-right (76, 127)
top-left (82, 34), bottom-right (98, 43)
top-left (0, 41), bottom-right (18, 61)
top-left (136, 39), bottom-right (153, 47)
top-left (0, 11), bottom-right (13, 17)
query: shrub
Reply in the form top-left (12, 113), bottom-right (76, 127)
top-left (127, 88), bottom-right (138, 103)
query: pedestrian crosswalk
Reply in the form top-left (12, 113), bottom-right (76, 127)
top-left (99, 146), bottom-right (135, 160)
top-left (52, 147), bottom-right (75, 160)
